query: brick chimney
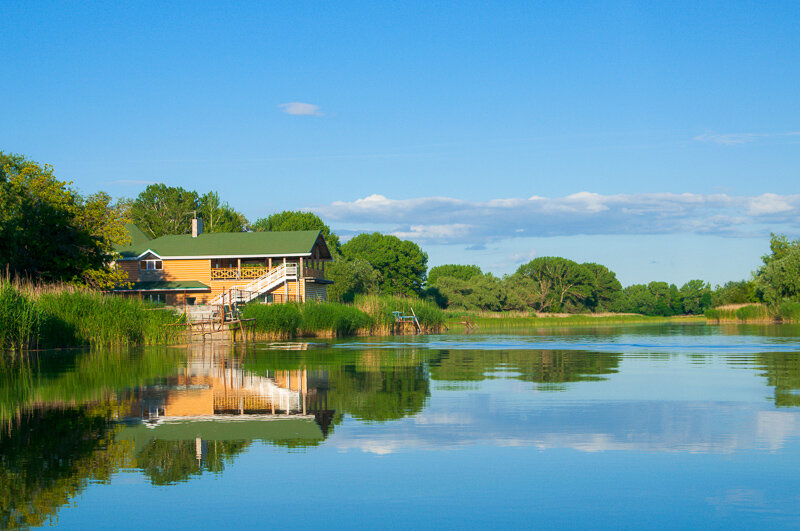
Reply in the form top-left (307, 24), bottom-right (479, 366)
top-left (192, 217), bottom-right (204, 238)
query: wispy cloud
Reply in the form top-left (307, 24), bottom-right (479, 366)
top-left (313, 192), bottom-right (800, 245)
top-left (278, 102), bottom-right (324, 116)
top-left (693, 131), bottom-right (800, 145)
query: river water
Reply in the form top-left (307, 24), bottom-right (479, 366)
top-left (2, 323), bottom-right (800, 529)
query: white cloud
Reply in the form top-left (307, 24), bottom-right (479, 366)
top-left (693, 131), bottom-right (800, 145)
top-left (278, 102), bottom-right (324, 116)
top-left (747, 193), bottom-right (794, 216)
top-left (313, 192), bottom-right (800, 245)
top-left (693, 133), bottom-right (760, 145)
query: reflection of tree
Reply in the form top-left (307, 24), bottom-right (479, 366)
top-left (427, 350), bottom-right (620, 389)
top-left (136, 439), bottom-right (249, 485)
top-left (329, 364), bottom-right (430, 422)
top-left (754, 352), bottom-right (800, 407)
top-left (243, 349), bottom-right (432, 423)
top-left (0, 405), bottom-right (131, 529)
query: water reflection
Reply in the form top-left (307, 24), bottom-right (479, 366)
top-left (1, 326), bottom-right (800, 528)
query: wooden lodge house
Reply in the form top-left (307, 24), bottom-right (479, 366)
top-left (112, 219), bottom-right (333, 305)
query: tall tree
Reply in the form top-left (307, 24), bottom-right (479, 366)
top-left (427, 264), bottom-right (483, 285)
top-left (755, 233), bottom-right (800, 305)
top-left (251, 210), bottom-right (340, 250)
top-left (130, 184), bottom-right (198, 238)
top-left (582, 262), bottom-right (622, 312)
top-left (0, 152), bottom-right (127, 287)
top-left (514, 257), bottom-right (592, 312)
top-left (341, 233), bottom-right (428, 296)
top-left (197, 191), bottom-right (248, 233)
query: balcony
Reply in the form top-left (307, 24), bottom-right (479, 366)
top-left (210, 266), bottom-right (324, 281)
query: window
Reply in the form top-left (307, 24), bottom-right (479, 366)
top-left (140, 260), bottom-right (162, 270)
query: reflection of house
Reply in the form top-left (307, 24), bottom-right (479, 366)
top-left (118, 351), bottom-right (336, 450)
top-left (112, 221), bottom-right (332, 305)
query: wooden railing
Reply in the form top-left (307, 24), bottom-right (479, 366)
top-left (211, 266), bottom-right (324, 281)
top-left (211, 267), bottom-right (272, 280)
top-left (303, 267), bottom-right (324, 279)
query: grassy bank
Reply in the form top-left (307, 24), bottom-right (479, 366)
top-left (242, 295), bottom-right (445, 339)
top-left (704, 303), bottom-right (800, 324)
top-left (445, 310), bottom-right (705, 331)
top-left (0, 280), bottom-right (185, 356)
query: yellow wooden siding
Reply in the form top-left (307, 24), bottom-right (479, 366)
top-left (162, 259), bottom-right (212, 284)
top-left (118, 261), bottom-right (138, 282)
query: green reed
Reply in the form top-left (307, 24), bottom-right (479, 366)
top-left (704, 304), bottom-right (774, 323)
top-left (0, 280), bottom-right (185, 356)
top-left (354, 294), bottom-right (445, 331)
top-left (242, 295), bottom-right (445, 338)
top-left (445, 312), bottom-right (703, 330)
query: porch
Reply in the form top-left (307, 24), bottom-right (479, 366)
top-left (210, 258), bottom-right (325, 281)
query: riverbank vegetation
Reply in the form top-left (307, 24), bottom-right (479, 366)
top-left (4, 150), bottom-right (800, 345)
top-left (241, 295), bottom-right (445, 339)
top-left (0, 280), bottom-right (184, 355)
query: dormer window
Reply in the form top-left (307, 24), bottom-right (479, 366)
top-left (140, 259), bottom-right (163, 270)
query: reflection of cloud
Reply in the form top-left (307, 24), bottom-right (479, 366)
top-left (333, 401), bottom-right (800, 455)
top-left (756, 411), bottom-right (799, 451)
top-left (314, 192), bottom-right (800, 245)
top-left (278, 102), bottom-right (324, 116)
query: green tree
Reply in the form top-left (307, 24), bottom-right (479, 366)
top-left (0, 152), bottom-right (128, 287)
top-left (711, 279), bottom-right (758, 306)
top-left (430, 275), bottom-right (506, 311)
top-left (326, 258), bottom-right (380, 302)
top-left (755, 234), bottom-right (800, 306)
top-left (680, 279), bottom-right (712, 314)
top-left (251, 210), bottom-right (340, 250)
top-left (197, 191), bottom-right (248, 233)
top-left (130, 184), bottom-right (199, 238)
top-left (427, 264), bottom-right (483, 285)
top-left (341, 233), bottom-right (428, 296)
top-left (582, 262), bottom-right (622, 312)
top-left (514, 257), bottom-right (592, 312)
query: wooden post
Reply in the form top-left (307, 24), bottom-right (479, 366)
top-left (268, 257), bottom-right (272, 270)
top-left (237, 258), bottom-right (241, 279)
top-left (284, 257), bottom-right (287, 301)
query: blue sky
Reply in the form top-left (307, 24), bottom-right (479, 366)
top-left (2, 1), bottom-right (798, 285)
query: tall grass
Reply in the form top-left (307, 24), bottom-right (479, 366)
top-left (705, 304), bottom-right (773, 323)
top-left (0, 282), bottom-right (41, 351)
top-left (777, 301), bottom-right (800, 322)
top-left (445, 311), bottom-right (703, 331)
top-left (354, 294), bottom-right (445, 332)
top-left (242, 295), bottom-right (445, 339)
top-left (0, 280), bottom-right (185, 356)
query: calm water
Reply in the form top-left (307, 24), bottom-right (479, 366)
top-left (3, 323), bottom-right (800, 529)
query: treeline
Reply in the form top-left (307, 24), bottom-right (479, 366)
top-left (4, 151), bottom-right (800, 319)
top-left (420, 260), bottom-right (713, 316)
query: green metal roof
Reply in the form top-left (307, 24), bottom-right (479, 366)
top-left (123, 223), bottom-right (151, 247)
top-left (111, 281), bottom-right (210, 292)
top-left (117, 418), bottom-right (324, 454)
top-left (116, 227), bottom-right (328, 259)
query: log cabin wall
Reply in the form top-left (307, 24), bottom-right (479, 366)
top-left (118, 261), bottom-right (139, 282)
